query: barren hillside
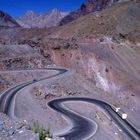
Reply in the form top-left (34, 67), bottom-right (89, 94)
top-left (50, 1), bottom-right (140, 43)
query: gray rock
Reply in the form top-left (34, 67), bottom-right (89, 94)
top-left (16, 9), bottom-right (69, 28)
top-left (0, 113), bottom-right (39, 140)
top-left (0, 121), bottom-right (4, 131)
top-left (12, 130), bottom-right (39, 140)
top-left (8, 127), bottom-right (15, 135)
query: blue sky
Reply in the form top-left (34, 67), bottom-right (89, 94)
top-left (0, 0), bottom-right (84, 17)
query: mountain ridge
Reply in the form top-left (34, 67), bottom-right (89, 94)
top-left (59, 0), bottom-right (128, 25)
top-left (16, 9), bottom-right (69, 28)
top-left (0, 10), bottom-right (20, 28)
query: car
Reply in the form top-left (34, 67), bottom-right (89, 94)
top-left (33, 79), bottom-right (37, 82)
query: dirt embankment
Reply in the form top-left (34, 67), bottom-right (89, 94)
top-left (0, 44), bottom-right (51, 70)
top-left (42, 37), bottom-right (140, 93)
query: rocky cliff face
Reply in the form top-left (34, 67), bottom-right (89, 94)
top-left (60, 0), bottom-right (120, 25)
top-left (0, 10), bottom-right (20, 28)
top-left (16, 9), bottom-right (69, 28)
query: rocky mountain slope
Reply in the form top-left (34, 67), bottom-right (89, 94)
top-left (0, 44), bottom-right (50, 70)
top-left (16, 9), bottom-right (69, 28)
top-left (0, 1), bottom-right (139, 97)
top-left (0, 10), bottom-right (20, 28)
top-left (52, 1), bottom-right (140, 42)
top-left (59, 0), bottom-right (120, 25)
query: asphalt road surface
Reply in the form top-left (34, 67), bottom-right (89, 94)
top-left (48, 98), bottom-right (140, 140)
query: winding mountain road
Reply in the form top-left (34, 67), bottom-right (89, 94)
top-left (0, 68), bottom-right (140, 140)
top-left (0, 68), bottom-right (67, 116)
top-left (48, 98), bottom-right (140, 140)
